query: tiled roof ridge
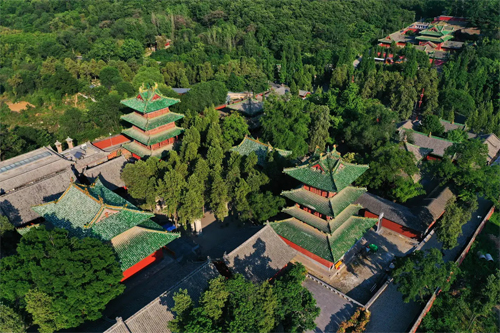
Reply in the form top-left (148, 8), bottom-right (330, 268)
top-left (280, 209), bottom-right (329, 235)
top-left (440, 118), bottom-right (466, 127)
top-left (33, 181), bottom-right (79, 208)
top-left (327, 203), bottom-right (363, 233)
top-left (134, 224), bottom-right (181, 236)
top-left (403, 128), bottom-right (457, 143)
top-left (225, 224), bottom-right (271, 258)
top-left (280, 187), bottom-right (304, 195)
top-left (1, 167), bottom-right (73, 196)
top-left (329, 216), bottom-right (376, 242)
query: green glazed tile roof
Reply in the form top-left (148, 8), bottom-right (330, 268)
top-left (282, 188), bottom-right (332, 217)
top-left (329, 216), bottom-right (377, 261)
top-left (122, 126), bottom-right (184, 146)
top-left (419, 25), bottom-right (454, 37)
top-left (271, 218), bottom-right (333, 263)
top-left (87, 178), bottom-right (138, 208)
top-left (91, 209), bottom-right (154, 240)
top-left (282, 206), bottom-right (330, 233)
top-left (283, 148), bottom-right (369, 192)
top-left (112, 219), bottom-right (180, 271)
top-left (121, 112), bottom-right (184, 131)
top-left (415, 35), bottom-right (454, 43)
top-left (329, 187), bottom-right (367, 216)
top-left (231, 136), bottom-right (292, 166)
top-left (328, 204), bottom-right (362, 234)
top-left (282, 187), bottom-right (366, 218)
top-left (32, 179), bottom-right (153, 239)
top-left (271, 215), bottom-right (377, 263)
top-left (121, 87), bottom-right (180, 114)
top-left (122, 141), bottom-right (172, 158)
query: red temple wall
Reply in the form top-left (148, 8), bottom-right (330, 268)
top-left (149, 137), bottom-right (176, 150)
top-left (279, 236), bottom-right (334, 269)
top-left (144, 107), bottom-right (170, 119)
top-left (121, 249), bottom-right (164, 281)
top-left (303, 184), bottom-right (335, 198)
top-left (297, 204), bottom-right (327, 220)
top-left (145, 122), bottom-right (175, 135)
top-left (364, 211), bottom-right (421, 239)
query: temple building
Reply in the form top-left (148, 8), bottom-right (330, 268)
top-left (121, 84), bottom-right (184, 159)
top-left (30, 178), bottom-right (179, 281)
top-left (231, 136), bottom-right (292, 167)
top-left (270, 148), bottom-right (377, 271)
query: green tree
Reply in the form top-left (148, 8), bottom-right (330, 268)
top-left (307, 104), bottom-right (331, 152)
top-left (0, 227), bottom-right (124, 333)
top-left (209, 171), bottom-right (230, 221)
top-left (273, 263), bottom-right (320, 332)
top-left (157, 169), bottom-right (187, 226)
top-left (121, 157), bottom-right (167, 210)
top-left (177, 174), bottom-right (204, 226)
top-left (243, 192), bottom-right (285, 223)
top-left (119, 39), bottom-right (144, 60)
top-left (0, 214), bottom-right (14, 236)
top-left (99, 66), bottom-right (122, 89)
top-left (261, 95), bottom-right (310, 157)
top-left (132, 67), bottom-right (164, 89)
top-left (446, 129), bottom-right (469, 142)
top-left (430, 139), bottom-right (500, 203)
top-left (169, 263), bottom-right (318, 333)
top-left (0, 304), bottom-right (26, 333)
top-left (420, 114), bottom-right (445, 136)
top-left (358, 143), bottom-right (422, 202)
top-left (436, 196), bottom-right (477, 250)
top-left (222, 113), bottom-right (249, 146)
top-left (392, 249), bottom-right (457, 303)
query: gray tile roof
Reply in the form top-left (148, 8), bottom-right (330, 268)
top-left (355, 193), bottom-right (426, 233)
top-left (356, 187), bottom-right (454, 235)
top-left (0, 168), bottom-right (76, 226)
top-left (442, 40), bottom-right (464, 49)
top-left (223, 224), bottom-right (297, 283)
top-left (403, 142), bottom-right (432, 162)
top-left (0, 147), bottom-right (73, 193)
top-left (401, 129), bottom-right (454, 157)
top-left (478, 134), bottom-right (500, 163)
top-left (414, 186), bottom-right (454, 225)
top-left (105, 261), bottom-right (219, 333)
top-left (84, 156), bottom-right (127, 190)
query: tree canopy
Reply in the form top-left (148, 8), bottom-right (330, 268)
top-left (168, 263), bottom-right (319, 333)
top-left (0, 227), bottom-right (124, 333)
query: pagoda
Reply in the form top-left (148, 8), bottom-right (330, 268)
top-left (270, 148), bottom-right (377, 271)
top-left (31, 178), bottom-right (179, 281)
top-left (121, 83), bottom-right (184, 158)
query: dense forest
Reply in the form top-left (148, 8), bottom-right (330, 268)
top-left (0, 0), bottom-right (498, 161)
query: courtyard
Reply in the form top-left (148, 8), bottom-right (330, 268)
top-left (329, 228), bottom-right (417, 304)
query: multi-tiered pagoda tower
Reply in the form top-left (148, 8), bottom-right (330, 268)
top-left (121, 84), bottom-right (184, 158)
top-left (271, 148), bottom-right (377, 271)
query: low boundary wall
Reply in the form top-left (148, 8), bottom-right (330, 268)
top-left (306, 274), bottom-right (364, 307)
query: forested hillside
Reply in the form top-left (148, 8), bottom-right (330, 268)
top-left (0, 0), bottom-right (499, 161)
